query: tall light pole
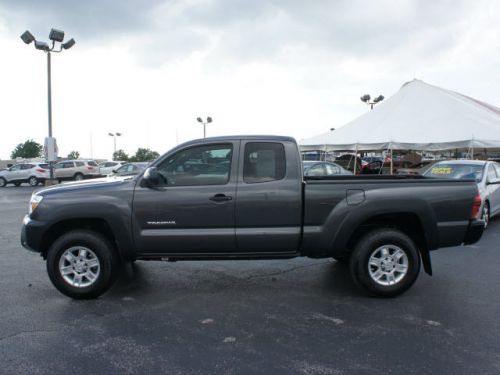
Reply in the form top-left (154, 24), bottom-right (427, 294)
top-left (197, 116), bottom-right (212, 138)
top-left (21, 28), bottom-right (75, 182)
top-left (360, 94), bottom-right (384, 110)
top-left (108, 132), bottom-right (122, 158)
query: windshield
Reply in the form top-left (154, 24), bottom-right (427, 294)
top-left (423, 163), bottom-right (484, 182)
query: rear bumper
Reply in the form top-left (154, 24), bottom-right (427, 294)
top-left (463, 219), bottom-right (485, 245)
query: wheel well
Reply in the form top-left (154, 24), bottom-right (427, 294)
top-left (346, 212), bottom-right (431, 274)
top-left (347, 213), bottom-right (427, 251)
top-left (40, 218), bottom-right (119, 259)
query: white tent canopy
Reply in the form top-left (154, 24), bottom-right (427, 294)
top-left (300, 79), bottom-right (500, 152)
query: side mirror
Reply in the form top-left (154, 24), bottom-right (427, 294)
top-left (142, 167), bottom-right (161, 187)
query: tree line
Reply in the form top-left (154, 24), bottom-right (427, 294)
top-left (9, 139), bottom-right (160, 162)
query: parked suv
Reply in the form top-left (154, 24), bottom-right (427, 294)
top-left (98, 161), bottom-right (125, 176)
top-left (0, 163), bottom-right (49, 187)
top-left (54, 160), bottom-right (100, 181)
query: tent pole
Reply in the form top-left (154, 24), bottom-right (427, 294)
top-left (353, 144), bottom-right (358, 175)
top-left (390, 147), bottom-right (394, 175)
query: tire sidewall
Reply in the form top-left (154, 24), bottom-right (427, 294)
top-left (29, 176), bottom-right (38, 186)
top-left (482, 203), bottom-right (489, 229)
top-left (74, 173), bottom-right (84, 181)
top-left (46, 230), bottom-right (118, 299)
top-left (0, 178), bottom-right (6, 187)
top-left (350, 229), bottom-right (421, 297)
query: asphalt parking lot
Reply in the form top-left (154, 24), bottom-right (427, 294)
top-left (1, 186), bottom-right (499, 374)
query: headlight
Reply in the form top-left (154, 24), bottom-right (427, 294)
top-left (29, 194), bottom-right (43, 214)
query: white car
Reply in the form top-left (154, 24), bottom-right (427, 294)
top-left (98, 161), bottom-right (125, 176)
top-left (0, 163), bottom-right (50, 187)
top-left (424, 160), bottom-right (500, 228)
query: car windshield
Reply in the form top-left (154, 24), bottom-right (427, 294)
top-left (424, 163), bottom-right (484, 182)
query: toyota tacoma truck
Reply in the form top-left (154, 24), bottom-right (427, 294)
top-left (21, 136), bottom-right (485, 299)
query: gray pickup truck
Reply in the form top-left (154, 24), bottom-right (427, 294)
top-left (21, 136), bottom-right (485, 299)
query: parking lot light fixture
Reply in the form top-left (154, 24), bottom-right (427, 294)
top-left (21, 30), bottom-right (35, 44)
top-left (360, 93), bottom-right (384, 110)
top-left (20, 28), bottom-right (76, 182)
top-left (197, 116), bottom-right (212, 138)
top-left (108, 133), bottom-right (122, 156)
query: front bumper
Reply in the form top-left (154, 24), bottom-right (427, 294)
top-left (463, 219), bottom-right (485, 245)
top-left (21, 215), bottom-right (45, 253)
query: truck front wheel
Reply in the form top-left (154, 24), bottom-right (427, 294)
top-left (349, 229), bottom-right (421, 297)
top-left (46, 230), bottom-right (119, 299)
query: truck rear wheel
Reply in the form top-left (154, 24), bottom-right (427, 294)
top-left (349, 229), bottom-right (420, 297)
top-left (46, 230), bottom-right (119, 299)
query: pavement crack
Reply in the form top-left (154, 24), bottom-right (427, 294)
top-left (245, 261), bottom-right (332, 280)
top-left (0, 329), bottom-right (56, 342)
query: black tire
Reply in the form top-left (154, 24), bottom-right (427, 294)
top-left (0, 177), bottom-right (6, 187)
top-left (349, 229), bottom-right (421, 297)
top-left (28, 176), bottom-right (39, 186)
top-left (46, 230), bottom-right (120, 299)
top-left (74, 173), bottom-right (84, 181)
top-left (14, 182), bottom-right (21, 187)
top-left (482, 202), bottom-right (490, 229)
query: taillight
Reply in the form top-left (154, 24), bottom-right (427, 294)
top-left (36, 168), bottom-right (46, 173)
top-left (87, 166), bottom-right (95, 170)
top-left (471, 193), bottom-right (482, 219)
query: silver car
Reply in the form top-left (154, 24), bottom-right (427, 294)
top-left (423, 160), bottom-right (500, 228)
top-left (303, 161), bottom-right (353, 176)
top-left (54, 160), bottom-right (100, 181)
top-left (0, 163), bottom-right (50, 187)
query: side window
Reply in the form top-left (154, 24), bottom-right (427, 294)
top-left (487, 164), bottom-right (497, 182)
top-left (10, 165), bottom-right (21, 171)
top-left (88, 161), bottom-right (98, 167)
top-left (75, 161), bottom-right (84, 167)
top-left (243, 142), bottom-right (286, 183)
top-left (494, 164), bottom-right (500, 178)
top-left (21, 164), bottom-right (34, 170)
top-left (157, 144), bottom-right (233, 186)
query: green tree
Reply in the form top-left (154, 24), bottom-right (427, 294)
top-left (113, 149), bottom-right (129, 161)
top-left (130, 148), bottom-right (160, 162)
top-left (67, 150), bottom-right (80, 159)
top-left (10, 139), bottom-right (43, 159)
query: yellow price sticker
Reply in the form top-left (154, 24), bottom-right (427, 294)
top-left (431, 167), bottom-right (452, 175)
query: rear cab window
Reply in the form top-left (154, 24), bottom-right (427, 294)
top-left (243, 142), bottom-right (286, 183)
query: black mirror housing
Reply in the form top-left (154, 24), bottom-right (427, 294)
top-left (142, 167), bottom-right (161, 187)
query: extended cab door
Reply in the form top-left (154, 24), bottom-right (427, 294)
top-left (132, 141), bottom-right (238, 254)
top-left (235, 140), bottom-right (302, 253)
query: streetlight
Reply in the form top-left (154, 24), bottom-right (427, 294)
top-left (108, 133), bottom-right (122, 157)
top-left (360, 94), bottom-right (384, 110)
top-left (197, 116), bottom-right (212, 138)
top-left (21, 28), bottom-right (75, 182)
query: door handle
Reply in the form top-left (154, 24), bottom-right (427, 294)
top-left (209, 194), bottom-right (233, 202)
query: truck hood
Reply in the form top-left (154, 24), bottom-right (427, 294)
top-left (35, 176), bottom-right (136, 197)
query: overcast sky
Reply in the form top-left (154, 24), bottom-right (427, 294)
top-left (0, 0), bottom-right (499, 160)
